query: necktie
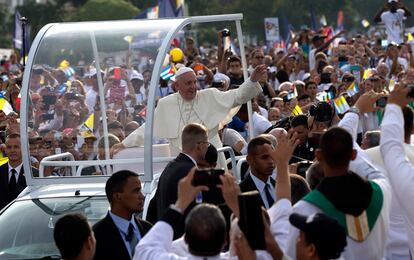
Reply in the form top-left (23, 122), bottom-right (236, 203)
top-left (125, 223), bottom-right (138, 256)
top-left (264, 183), bottom-right (275, 208)
top-left (9, 169), bottom-right (17, 199)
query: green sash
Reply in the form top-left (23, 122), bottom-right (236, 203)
top-left (303, 181), bottom-right (383, 241)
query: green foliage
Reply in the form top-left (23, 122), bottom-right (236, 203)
top-left (0, 8), bottom-right (13, 48)
top-left (75, 0), bottom-right (139, 21)
top-left (0, 0), bottom-right (412, 49)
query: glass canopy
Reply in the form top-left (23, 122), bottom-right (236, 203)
top-left (20, 14), bottom-right (247, 186)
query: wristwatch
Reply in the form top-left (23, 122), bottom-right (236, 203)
top-left (347, 106), bottom-right (361, 117)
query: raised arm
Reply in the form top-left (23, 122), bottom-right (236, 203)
top-left (316, 30), bottom-right (346, 53)
top-left (134, 168), bottom-right (208, 260)
top-left (374, 6), bottom-right (387, 23)
top-left (339, 91), bottom-right (389, 181)
top-left (380, 85), bottom-right (414, 216)
top-left (266, 132), bottom-right (299, 252)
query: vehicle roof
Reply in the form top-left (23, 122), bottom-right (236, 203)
top-left (17, 183), bottom-right (106, 200)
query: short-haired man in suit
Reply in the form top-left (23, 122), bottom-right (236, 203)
top-left (151, 123), bottom-right (209, 237)
top-left (240, 136), bottom-right (276, 209)
top-left (0, 133), bottom-right (38, 210)
top-left (93, 170), bottom-right (152, 260)
top-left (54, 213), bottom-right (96, 260)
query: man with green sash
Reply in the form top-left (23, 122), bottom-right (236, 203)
top-left (285, 91), bottom-right (392, 260)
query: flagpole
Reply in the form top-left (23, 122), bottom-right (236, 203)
top-left (20, 16), bottom-right (27, 68)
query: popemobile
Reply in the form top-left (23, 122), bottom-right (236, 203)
top-left (0, 14), bottom-right (253, 259)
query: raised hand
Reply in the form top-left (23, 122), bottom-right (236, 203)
top-left (271, 132), bottom-right (300, 166)
top-left (175, 167), bottom-right (209, 211)
top-left (250, 64), bottom-right (267, 83)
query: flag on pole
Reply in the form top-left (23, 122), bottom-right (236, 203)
top-left (123, 35), bottom-right (133, 44)
top-left (158, 0), bottom-right (184, 18)
top-left (59, 59), bottom-right (75, 78)
top-left (15, 93), bottom-right (21, 112)
top-left (0, 157), bottom-right (8, 167)
top-left (361, 19), bottom-right (370, 28)
top-left (13, 11), bottom-right (31, 53)
top-left (310, 5), bottom-right (318, 31)
top-left (317, 91), bottom-right (334, 102)
top-left (337, 10), bottom-right (344, 31)
top-left (286, 90), bottom-right (297, 101)
top-left (408, 33), bottom-right (414, 42)
top-left (160, 65), bottom-right (176, 80)
top-left (363, 69), bottom-right (375, 80)
top-left (0, 93), bottom-right (14, 115)
top-left (291, 105), bottom-right (303, 116)
top-left (333, 96), bottom-right (350, 114)
top-left (320, 15), bottom-right (327, 27)
top-left (84, 113), bottom-right (94, 131)
top-left (13, 11), bottom-right (23, 50)
top-left (346, 82), bottom-right (360, 97)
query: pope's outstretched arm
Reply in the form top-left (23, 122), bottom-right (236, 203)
top-left (113, 65), bottom-right (267, 154)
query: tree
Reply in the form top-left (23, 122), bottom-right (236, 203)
top-left (75, 0), bottom-right (139, 21)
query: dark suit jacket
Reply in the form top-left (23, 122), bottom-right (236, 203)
top-left (93, 213), bottom-right (152, 260)
top-left (0, 163), bottom-right (37, 210)
top-left (239, 172), bottom-right (275, 208)
top-left (155, 153), bottom-right (195, 220)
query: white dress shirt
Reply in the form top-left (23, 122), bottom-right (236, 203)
top-left (381, 104), bottom-right (414, 256)
top-left (250, 172), bottom-right (275, 209)
top-left (134, 220), bottom-right (230, 260)
top-left (109, 211), bottom-right (141, 258)
top-left (8, 162), bottom-right (22, 182)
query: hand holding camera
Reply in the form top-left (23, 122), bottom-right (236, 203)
top-left (175, 167), bottom-right (209, 212)
top-left (355, 90), bottom-right (385, 113)
top-left (388, 82), bottom-right (414, 108)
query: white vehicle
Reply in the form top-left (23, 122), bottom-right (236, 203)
top-left (0, 14), bottom-right (250, 259)
top-left (0, 183), bottom-right (107, 259)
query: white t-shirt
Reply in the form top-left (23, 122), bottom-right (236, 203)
top-left (378, 57), bottom-right (408, 71)
top-left (222, 128), bottom-right (247, 154)
top-left (381, 9), bottom-right (405, 44)
top-left (252, 112), bottom-right (272, 137)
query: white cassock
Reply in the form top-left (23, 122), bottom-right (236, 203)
top-left (123, 78), bottom-right (262, 158)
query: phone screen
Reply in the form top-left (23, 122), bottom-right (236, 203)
top-left (223, 37), bottom-right (231, 52)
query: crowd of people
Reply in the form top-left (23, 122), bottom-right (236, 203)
top-left (1, 0), bottom-right (414, 259)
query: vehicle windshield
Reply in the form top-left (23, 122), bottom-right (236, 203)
top-left (24, 19), bottom-right (183, 179)
top-left (0, 196), bottom-right (108, 259)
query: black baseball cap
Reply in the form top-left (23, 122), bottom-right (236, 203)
top-left (312, 34), bottom-right (327, 43)
top-left (289, 213), bottom-right (347, 259)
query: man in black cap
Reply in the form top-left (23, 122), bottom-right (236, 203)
top-left (285, 92), bottom-right (391, 259)
top-left (289, 212), bottom-right (347, 260)
top-left (309, 31), bottom-right (345, 71)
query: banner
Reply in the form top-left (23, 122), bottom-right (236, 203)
top-left (264, 18), bottom-right (280, 44)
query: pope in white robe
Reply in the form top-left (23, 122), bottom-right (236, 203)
top-left (114, 65), bottom-right (267, 161)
